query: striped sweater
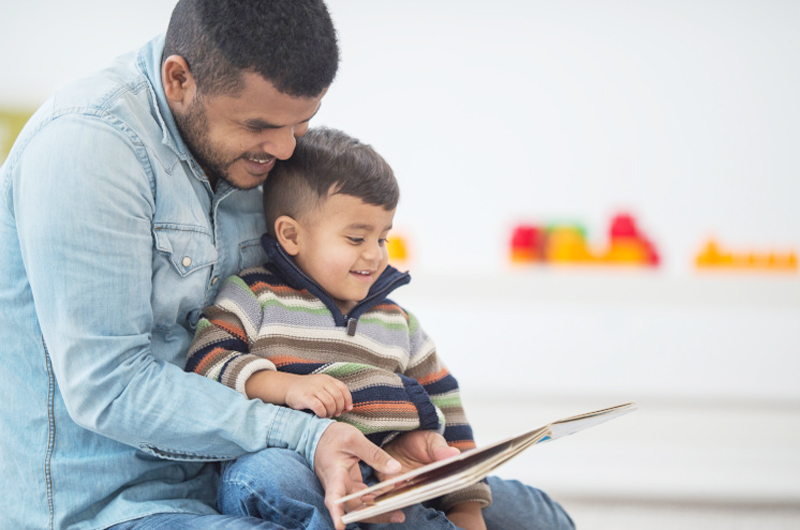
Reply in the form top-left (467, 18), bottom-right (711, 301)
top-left (185, 235), bottom-right (491, 510)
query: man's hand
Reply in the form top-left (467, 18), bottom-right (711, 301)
top-left (313, 422), bottom-right (405, 530)
top-left (377, 429), bottom-right (460, 480)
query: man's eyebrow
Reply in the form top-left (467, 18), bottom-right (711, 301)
top-left (242, 103), bottom-right (322, 130)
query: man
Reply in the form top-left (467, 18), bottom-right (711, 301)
top-left (0, 1), bottom-right (402, 528)
top-left (0, 1), bottom-right (573, 529)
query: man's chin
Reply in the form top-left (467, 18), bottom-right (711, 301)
top-left (219, 172), bottom-right (270, 190)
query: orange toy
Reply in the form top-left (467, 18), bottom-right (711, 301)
top-left (696, 239), bottom-right (798, 272)
top-left (601, 213), bottom-right (659, 266)
top-left (387, 234), bottom-right (409, 269)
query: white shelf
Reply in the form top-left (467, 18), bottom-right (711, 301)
top-left (397, 267), bottom-right (800, 308)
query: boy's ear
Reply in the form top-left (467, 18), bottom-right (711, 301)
top-left (274, 215), bottom-right (301, 256)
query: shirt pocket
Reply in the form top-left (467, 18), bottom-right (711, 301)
top-left (151, 223), bottom-right (218, 335)
top-left (153, 223), bottom-right (218, 276)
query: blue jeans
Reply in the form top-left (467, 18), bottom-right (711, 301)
top-left (111, 449), bottom-right (574, 530)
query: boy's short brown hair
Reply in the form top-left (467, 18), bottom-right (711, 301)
top-left (263, 127), bottom-right (399, 237)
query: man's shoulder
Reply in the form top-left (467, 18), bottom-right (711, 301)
top-left (25, 38), bottom-right (168, 150)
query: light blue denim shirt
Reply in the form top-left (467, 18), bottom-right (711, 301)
top-left (0, 35), bottom-right (332, 529)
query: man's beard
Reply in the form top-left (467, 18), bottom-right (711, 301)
top-left (174, 96), bottom-right (236, 188)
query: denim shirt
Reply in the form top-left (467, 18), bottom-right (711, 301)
top-left (0, 35), bottom-right (332, 529)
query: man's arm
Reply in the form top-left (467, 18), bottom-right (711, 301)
top-left (14, 114), bottom-right (326, 462)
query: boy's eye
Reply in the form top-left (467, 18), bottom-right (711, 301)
top-left (378, 238), bottom-right (388, 246)
top-left (347, 237), bottom-right (364, 244)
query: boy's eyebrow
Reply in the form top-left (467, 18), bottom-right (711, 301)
top-left (243, 104), bottom-right (322, 130)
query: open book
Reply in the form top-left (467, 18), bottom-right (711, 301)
top-left (337, 402), bottom-right (637, 524)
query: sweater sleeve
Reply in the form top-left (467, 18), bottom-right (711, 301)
top-left (403, 311), bottom-right (493, 511)
top-left (185, 274), bottom-right (277, 396)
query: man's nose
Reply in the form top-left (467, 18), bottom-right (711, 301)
top-left (263, 128), bottom-right (298, 160)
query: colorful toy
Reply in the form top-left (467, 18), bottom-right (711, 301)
top-left (510, 212), bottom-right (659, 268)
top-left (696, 239), bottom-right (798, 272)
top-left (545, 224), bottom-right (594, 263)
top-left (602, 213), bottom-right (660, 266)
top-left (387, 233), bottom-right (409, 269)
top-left (510, 225), bottom-right (545, 262)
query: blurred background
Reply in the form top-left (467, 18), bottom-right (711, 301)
top-left (2, 1), bottom-right (798, 527)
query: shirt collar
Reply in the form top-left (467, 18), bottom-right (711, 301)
top-left (136, 34), bottom-right (194, 162)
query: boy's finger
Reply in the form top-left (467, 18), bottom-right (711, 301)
top-left (339, 381), bottom-right (353, 411)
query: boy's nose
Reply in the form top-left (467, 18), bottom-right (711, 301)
top-left (362, 242), bottom-right (382, 261)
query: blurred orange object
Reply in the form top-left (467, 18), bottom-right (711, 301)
top-left (387, 234), bottom-right (409, 268)
top-left (696, 239), bottom-right (797, 272)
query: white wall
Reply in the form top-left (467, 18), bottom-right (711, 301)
top-left (3, 0), bottom-right (799, 503)
top-left (2, 1), bottom-right (799, 274)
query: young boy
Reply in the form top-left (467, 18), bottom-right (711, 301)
top-left (185, 127), bottom-right (582, 530)
top-left (185, 126), bottom-right (490, 528)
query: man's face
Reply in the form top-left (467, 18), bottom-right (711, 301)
top-left (174, 71), bottom-right (325, 190)
top-left (293, 194), bottom-right (395, 315)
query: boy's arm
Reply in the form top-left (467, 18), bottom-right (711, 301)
top-left (246, 370), bottom-right (352, 418)
top-left (187, 275), bottom-right (352, 417)
top-left (185, 274), bottom-right (277, 396)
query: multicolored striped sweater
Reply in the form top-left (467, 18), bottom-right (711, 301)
top-left (185, 235), bottom-right (491, 510)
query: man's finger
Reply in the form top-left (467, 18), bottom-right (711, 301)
top-left (349, 432), bottom-right (401, 476)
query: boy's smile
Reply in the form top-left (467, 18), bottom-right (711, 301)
top-left (289, 194), bottom-right (395, 315)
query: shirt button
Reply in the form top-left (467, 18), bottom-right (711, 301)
top-left (182, 256), bottom-right (192, 267)
top-left (211, 276), bottom-right (219, 285)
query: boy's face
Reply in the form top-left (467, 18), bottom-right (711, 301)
top-left (293, 194), bottom-right (395, 314)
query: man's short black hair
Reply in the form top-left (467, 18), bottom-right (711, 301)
top-left (163, 0), bottom-right (339, 97)
top-left (263, 127), bottom-right (400, 237)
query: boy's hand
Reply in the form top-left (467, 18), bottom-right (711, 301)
top-left (285, 373), bottom-right (353, 418)
top-left (377, 429), bottom-right (460, 480)
top-left (447, 502), bottom-right (487, 530)
top-left (245, 370), bottom-right (352, 418)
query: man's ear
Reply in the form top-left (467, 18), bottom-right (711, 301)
top-left (162, 55), bottom-right (196, 107)
top-left (274, 215), bottom-right (302, 256)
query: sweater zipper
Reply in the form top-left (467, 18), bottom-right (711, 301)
top-left (343, 273), bottom-right (409, 336)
